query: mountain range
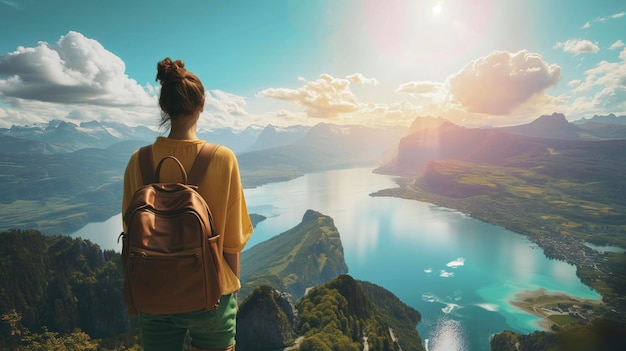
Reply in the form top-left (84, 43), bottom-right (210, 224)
top-left (0, 121), bottom-right (405, 234)
top-left (0, 119), bottom-right (278, 153)
top-left (377, 113), bottom-right (626, 176)
top-left (2, 111), bottom-right (626, 350)
top-left (2, 113), bottom-right (625, 154)
top-left (0, 120), bottom-right (158, 153)
top-left (2, 112), bottom-right (625, 235)
top-left (237, 122), bottom-right (406, 187)
top-left (572, 113), bottom-right (626, 125)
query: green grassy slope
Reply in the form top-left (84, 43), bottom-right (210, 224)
top-left (240, 210), bottom-right (349, 300)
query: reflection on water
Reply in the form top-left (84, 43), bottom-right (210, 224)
top-left (426, 318), bottom-right (467, 351)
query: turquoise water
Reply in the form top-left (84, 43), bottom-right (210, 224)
top-left (73, 167), bottom-right (600, 351)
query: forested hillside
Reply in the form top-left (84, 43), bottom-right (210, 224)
top-left (294, 275), bottom-right (425, 351)
top-left (1, 211), bottom-right (426, 350)
top-left (0, 230), bottom-right (135, 350)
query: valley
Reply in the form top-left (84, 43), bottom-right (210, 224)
top-left (1, 114), bottom-right (626, 350)
top-left (0, 121), bottom-right (405, 234)
top-left (370, 116), bottom-right (626, 347)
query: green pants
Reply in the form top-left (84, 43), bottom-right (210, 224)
top-left (138, 293), bottom-right (237, 351)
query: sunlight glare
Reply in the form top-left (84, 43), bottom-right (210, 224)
top-left (432, 1), bottom-right (442, 16)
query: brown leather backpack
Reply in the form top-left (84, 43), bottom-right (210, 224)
top-left (119, 143), bottom-right (223, 316)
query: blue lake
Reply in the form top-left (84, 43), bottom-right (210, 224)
top-left (72, 167), bottom-right (601, 351)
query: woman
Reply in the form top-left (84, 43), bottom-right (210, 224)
top-left (122, 58), bottom-right (252, 351)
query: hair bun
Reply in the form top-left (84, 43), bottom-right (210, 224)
top-left (156, 58), bottom-right (187, 84)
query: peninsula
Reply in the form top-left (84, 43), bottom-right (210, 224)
top-left (510, 288), bottom-right (604, 330)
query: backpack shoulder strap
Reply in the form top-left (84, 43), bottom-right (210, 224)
top-left (138, 145), bottom-right (155, 185)
top-left (188, 143), bottom-right (220, 186)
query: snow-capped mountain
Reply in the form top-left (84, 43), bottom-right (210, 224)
top-left (0, 120), bottom-right (265, 153)
top-left (0, 120), bottom-right (159, 152)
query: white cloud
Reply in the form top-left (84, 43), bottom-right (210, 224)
top-left (581, 59), bottom-right (626, 111)
top-left (346, 73), bottom-right (379, 86)
top-left (0, 31), bottom-right (263, 131)
top-left (357, 100), bottom-right (422, 126)
top-left (0, 31), bottom-right (154, 107)
top-left (0, 31), bottom-right (163, 129)
top-left (205, 89), bottom-right (248, 116)
top-left (394, 50), bottom-right (615, 126)
top-left (395, 81), bottom-right (452, 120)
top-left (194, 90), bottom-right (275, 130)
top-left (396, 81), bottom-right (442, 95)
top-left (257, 73), bottom-right (363, 118)
top-left (566, 51), bottom-right (626, 116)
top-left (447, 50), bottom-right (561, 115)
top-left (610, 40), bottom-right (625, 50)
top-left (0, 99), bottom-right (58, 128)
top-left (0, 96), bottom-right (159, 129)
top-left (581, 11), bottom-right (625, 28)
top-left (554, 39), bottom-right (600, 55)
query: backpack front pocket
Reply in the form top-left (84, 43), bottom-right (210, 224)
top-left (128, 247), bottom-right (207, 314)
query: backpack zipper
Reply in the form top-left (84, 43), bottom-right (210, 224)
top-left (129, 251), bottom-right (201, 270)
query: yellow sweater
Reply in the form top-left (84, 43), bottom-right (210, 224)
top-left (122, 136), bottom-right (253, 295)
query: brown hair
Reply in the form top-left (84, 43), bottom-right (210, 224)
top-left (155, 58), bottom-right (205, 128)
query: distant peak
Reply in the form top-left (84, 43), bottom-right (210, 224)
top-left (408, 116), bottom-right (448, 131)
top-left (592, 113), bottom-right (617, 119)
top-left (79, 120), bottom-right (102, 127)
top-left (537, 112), bottom-right (567, 122)
top-left (438, 121), bottom-right (462, 130)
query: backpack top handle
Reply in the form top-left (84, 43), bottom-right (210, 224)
top-left (154, 156), bottom-right (187, 184)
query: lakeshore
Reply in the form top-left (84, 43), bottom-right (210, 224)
top-left (371, 172), bottom-right (626, 319)
top-left (509, 288), bottom-right (604, 330)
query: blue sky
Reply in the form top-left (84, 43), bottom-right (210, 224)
top-left (0, 0), bottom-right (625, 130)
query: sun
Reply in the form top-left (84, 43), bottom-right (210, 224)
top-left (432, 1), bottom-right (442, 16)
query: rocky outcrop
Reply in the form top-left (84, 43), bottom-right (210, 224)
top-left (236, 286), bottom-right (298, 350)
